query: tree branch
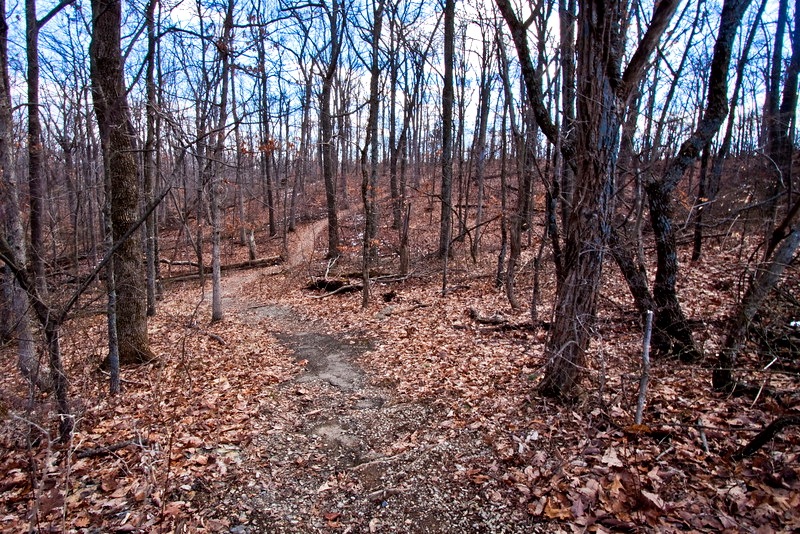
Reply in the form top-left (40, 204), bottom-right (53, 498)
top-left (619, 0), bottom-right (680, 104)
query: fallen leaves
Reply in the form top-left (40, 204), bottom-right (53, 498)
top-left (0, 214), bottom-right (797, 533)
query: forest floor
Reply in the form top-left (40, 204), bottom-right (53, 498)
top-left (1, 204), bottom-right (799, 533)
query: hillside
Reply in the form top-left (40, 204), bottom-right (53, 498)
top-left (1, 196), bottom-right (798, 533)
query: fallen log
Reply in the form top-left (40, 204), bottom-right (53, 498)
top-left (161, 255), bottom-right (283, 282)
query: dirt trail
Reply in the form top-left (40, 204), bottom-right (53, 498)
top-left (215, 216), bottom-right (541, 533)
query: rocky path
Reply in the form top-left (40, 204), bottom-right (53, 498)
top-left (212, 218), bottom-right (541, 533)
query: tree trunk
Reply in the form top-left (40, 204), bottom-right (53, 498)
top-left (537, 0), bottom-right (624, 398)
top-left (388, 16), bottom-right (400, 230)
top-left (361, 0), bottom-right (383, 308)
top-left (144, 0), bottom-right (158, 317)
top-left (210, 0), bottom-right (235, 323)
top-left (558, 0), bottom-right (577, 232)
top-left (470, 34), bottom-right (492, 261)
top-left (691, 145), bottom-right (711, 261)
top-left (763, 0), bottom-right (800, 260)
top-left (26, 0), bottom-right (47, 298)
top-left (704, 0), bottom-right (767, 255)
top-left (714, 222), bottom-right (800, 391)
top-left (645, 0), bottom-right (753, 362)
top-left (494, 26), bottom-right (525, 308)
top-left (1, 2), bottom-right (47, 390)
top-left (90, 0), bottom-right (154, 365)
top-left (320, 0), bottom-right (342, 259)
top-left (498, 0), bottom-right (680, 398)
top-left (438, 0), bottom-right (455, 261)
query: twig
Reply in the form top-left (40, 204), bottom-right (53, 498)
top-left (635, 311), bottom-right (654, 425)
top-left (186, 324), bottom-right (228, 346)
top-left (76, 438), bottom-right (151, 459)
top-left (751, 357), bottom-right (778, 408)
top-left (655, 446), bottom-right (674, 461)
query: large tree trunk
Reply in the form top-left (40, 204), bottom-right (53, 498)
top-left (90, 0), bottom-right (155, 365)
top-left (537, 0), bottom-right (623, 398)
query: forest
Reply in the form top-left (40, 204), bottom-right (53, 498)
top-left (1, 0), bottom-right (799, 531)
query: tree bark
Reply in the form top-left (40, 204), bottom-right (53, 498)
top-left (320, 0), bottom-right (343, 258)
top-left (144, 0), bottom-right (159, 317)
top-left (438, 0), bottom-right (455, 261)
top-left (497, 0), bottom-right (679, 398)
top-left (558, 0), bottom-right (576, 231)
top-left (764, 0), bottom-right (800, 259)
top-left (90, 0), bottom-right (155, 365)
top-left (209, 0), bottom-right (235, 323)
top-left (361, 0), bottom-right (383, 308)
top-left (537, 0), bottom-right (624, 398)
top-left (645, 0), bottom-right (753, 362)
top-left (26, 0), bottom-right (46, 298)
top-left (714, 221), bottom-right (800, 390)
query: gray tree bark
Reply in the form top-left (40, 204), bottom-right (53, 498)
top-left (91, 0), bottom-right (155, 365)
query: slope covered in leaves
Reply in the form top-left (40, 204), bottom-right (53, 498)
top-left (1, 203), bottom-right (798, 532)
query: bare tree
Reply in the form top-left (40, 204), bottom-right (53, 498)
top-left (714, 0), bottom-right (800, 391)
top-left (693, 0), bottom-right (768, 261)
top-left (439, 0), bottom-right (455, 267)
top-left (469, 16), bottom-right (494, 261)
top-left (1, 0), bottom-right (49, 390)
top-left (144, 0), bottom-right (161, 316)
top-left (644, 0), bottom-right (753, 362)
top-left (91, 0), bottom-right (155, 365)
top-left (498, 0), bottom-right (680, 398)
top-left (319, 0), bottom-right (346, 258)
top-left (361, 0), bottom-right (384, 307)
top-left (209, 0), bottom-right (235, 322)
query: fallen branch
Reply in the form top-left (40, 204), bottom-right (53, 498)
top-left (76, 438), bottom-right (151, 459)
top-left (161, 256), bottom-right (283, 282)
top-left (187, 325), bottom-right (227, 346)
top-left (731, 414), bottom-right (800, 460)
top-left (309, 284), bottom-right (363, 299)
